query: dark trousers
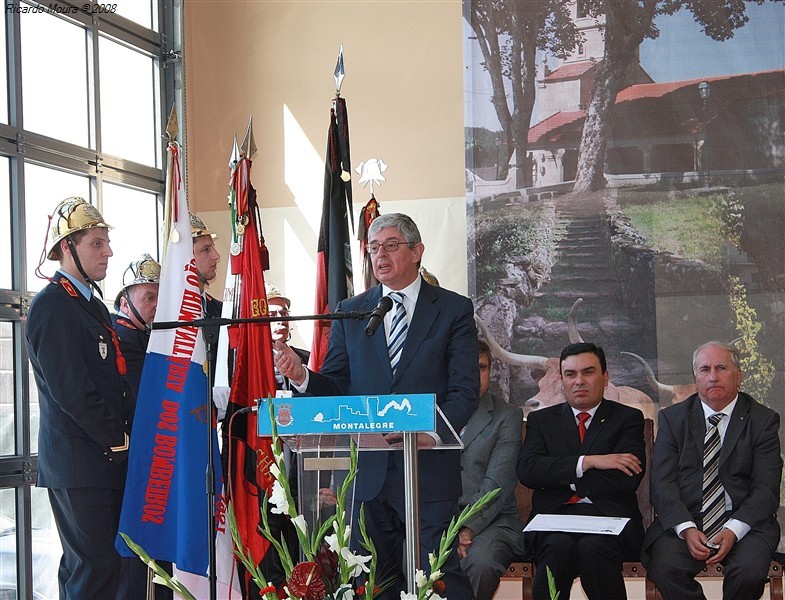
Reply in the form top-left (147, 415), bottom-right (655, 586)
top-left (646, 529), bottom-right (773, 600)
top-left (530, 503), bottom-right (629, 600)
top-left (352, 457), bottom-right (474, 600)
top-left (48, 487), bottom-right (123, 600)
top-left (116, 557), bottom-right (173, 600)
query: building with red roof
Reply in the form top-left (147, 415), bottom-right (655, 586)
top-left (521, 5), bottom-right (784, 188)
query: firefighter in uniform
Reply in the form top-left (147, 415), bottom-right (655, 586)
top-left (190, 212), bottom-right (222, 318)
top-left (111, 253), bottom-right (163, 599)
top-left (26, 196), bottom-right (131, 600)
top-left (111, 253), bottom-right (160, 403)
top-left (267, 282), bottom-right (310, 388)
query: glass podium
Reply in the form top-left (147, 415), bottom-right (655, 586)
top-left (258, 395), bottom-right (462, 593)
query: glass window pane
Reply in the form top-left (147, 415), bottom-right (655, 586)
top-left (102, 182), bottom-right (161, 297)
top-left (0, 322), bottom-right (13, 457)
top-left (20, 9), bottom-right (89, 147)
top-left (0, 488), bottom-right (18, 598)
top-left (31, 486), bottom-right (61, 600)
top-left (24, 164), bottom-right (90, 294)
top-left (0, 10), bottom-right (8, 124)
top-left (0, 157), bottom-right (9, 288)
top-left (114, 0), bottom-right (157, 31)
top-left (29, 355), bottom-right (38, 455)
top-left (99, 37), bottom-right (158, 166)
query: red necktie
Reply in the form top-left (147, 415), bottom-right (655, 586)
top-left (567, 412), bottom-right (591, 504)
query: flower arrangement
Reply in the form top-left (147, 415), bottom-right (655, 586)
top-left (123, 400), bottom-right (500, 600)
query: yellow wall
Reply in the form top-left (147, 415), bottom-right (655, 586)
top-left (184, 1), bottom-right (469, 346)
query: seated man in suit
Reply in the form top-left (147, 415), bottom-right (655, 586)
top-left (518, 342), bottom-right (645, 600)
top-left (458, 340), bottom-right (524, 600)
top-left (642, 341), bottom-right (782, 600)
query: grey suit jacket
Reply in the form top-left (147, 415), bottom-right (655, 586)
top-left (643, 392), bottom-right (782, 558)
top-left (459, 392), bottom-right (524, 534)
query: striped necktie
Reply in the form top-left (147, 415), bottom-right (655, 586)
top-left (387, 292), bottom-right (407, 375)
top-left (702, 412), bottom-right (727, 540)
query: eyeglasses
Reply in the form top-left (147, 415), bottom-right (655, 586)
top-left (367, 240), bottom-right (414, 255)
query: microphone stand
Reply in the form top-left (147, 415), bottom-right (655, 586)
top-left (150, 309), bottom-right (371, 600)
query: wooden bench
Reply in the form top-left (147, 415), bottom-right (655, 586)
top-left (504, 418), bottom-right (784, 600)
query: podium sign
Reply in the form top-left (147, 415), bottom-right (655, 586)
top-left (256, 394), bottom-right (436, 436)
top-left (257, 392), bottom-right (449, 593)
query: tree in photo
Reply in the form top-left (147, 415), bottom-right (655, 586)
top-left (464, 0), bottom-right (581, 187)
top-left (573, 0), bottom-right (784, 192)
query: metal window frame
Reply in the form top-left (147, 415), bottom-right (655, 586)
top-left (0, 1), bottom-right (182, 598)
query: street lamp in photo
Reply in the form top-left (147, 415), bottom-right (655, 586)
top-left (698, 81), bottom-right (711, 187)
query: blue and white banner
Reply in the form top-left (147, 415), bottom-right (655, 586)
top-left (116, 143), bottom-right (225, 578)
top-left (257, 394), bottom-right (437, 436)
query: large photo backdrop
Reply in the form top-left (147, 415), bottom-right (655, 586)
top-left (463, 1), bottom-right (784, 439)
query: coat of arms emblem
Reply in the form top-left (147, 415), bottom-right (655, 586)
top-left (275, 404), bottom-right (293, 427)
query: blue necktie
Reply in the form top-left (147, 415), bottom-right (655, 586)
top-left (387, 292), bottom-right (407, 375)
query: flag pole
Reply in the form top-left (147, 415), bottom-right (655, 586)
top-left (168, 107), bottom-right (221, 600)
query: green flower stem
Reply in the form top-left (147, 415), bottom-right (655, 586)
top-left (418, 488), bottom-right (501, 600)
top-left (119, 533), bottom-right (197, 600)
top-left (358, 506), bottom-right (379, 600)
top-left (546, 566), bottom-right (560, 600)
top-left (228, 503), bottom-right (277, 596)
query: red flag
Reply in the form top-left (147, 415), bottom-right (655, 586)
top-left (224, 155), bottom-right (277, 584)
top-left (310, 97), bottom-right (354, 370)
top-left (358, 195), bottom-right (381, 291)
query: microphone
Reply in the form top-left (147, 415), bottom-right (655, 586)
top-left (365, 296), bottom-right (394, 336)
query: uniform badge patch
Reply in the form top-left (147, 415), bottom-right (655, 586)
top-left (98, 337), bottom-right (108, 360)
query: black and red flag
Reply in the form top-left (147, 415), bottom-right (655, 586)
top-left (222, 119), bottom-right (279, 592)
top-left (310, 46), bottom-right (354, 370)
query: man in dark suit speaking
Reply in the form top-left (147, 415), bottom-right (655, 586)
top-left (276, 212), bottom-right (479, 599)
top-left (517, 342), bottom-right (645, 600)
top-left (642, 341), bottom-right (781, 600)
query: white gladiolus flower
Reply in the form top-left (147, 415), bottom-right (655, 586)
top-left (415, 569), bottom-right (428, 589)
top-left (269, 461), bottom-right (280, 479)
top-left (324, 532), bottom-right (341, 554)
top-left (292, 514), bottom-right (308, 536)
top-left (429, 569), bottom-right (443, 582)
top-left (268, 480), bottom-right (289, 514)
top-left (400, 593), bottom-right (417, 600)
top-left (340, 547), bottom-right (372, 577)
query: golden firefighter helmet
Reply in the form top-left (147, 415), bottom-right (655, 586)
top-left (190, 213), bottom-right (218, 239)
top-left (114, 253), bottom-right (161, 310)
top-left (265, 281), bottom-right (291, 310)
top-left (419, 266), bottom-right (440, 287)
top-left (47, 197), bottom-right (112, 260)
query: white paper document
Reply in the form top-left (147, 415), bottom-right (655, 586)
top-left (524, 514), bottom-right (630, 536)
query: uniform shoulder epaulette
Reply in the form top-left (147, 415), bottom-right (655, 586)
top-left (114, 316), bottom-right (137, 331)
top-left (57, 278), bottom-right (79, 297)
